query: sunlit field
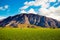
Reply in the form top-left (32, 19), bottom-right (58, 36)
top-left (0, 28), bottom-right (60, 40)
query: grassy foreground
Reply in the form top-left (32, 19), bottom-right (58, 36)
top-left (0, 28), bottom-right (60, 40)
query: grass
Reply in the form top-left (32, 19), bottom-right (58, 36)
top-left (0, 28), bottom-right (60, 40)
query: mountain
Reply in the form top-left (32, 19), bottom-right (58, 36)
top-left (0, 13), bottom-right (60, 28)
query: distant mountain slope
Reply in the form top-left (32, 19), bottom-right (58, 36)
top-left (0, 13), bottom-right (60, 28)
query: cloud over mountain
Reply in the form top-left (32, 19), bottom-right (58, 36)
top-left (0, 16), bottom-right (6, 20)
top-left (27, 8), bottom-right (37, 14)
top-left (39, 6), bottom-right (60, 20)
top-left (19, 0), bottom-right (60, 21)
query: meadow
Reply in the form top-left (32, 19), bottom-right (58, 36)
top-left (0, 28), bottom-right (60, 40)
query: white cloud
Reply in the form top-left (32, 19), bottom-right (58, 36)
top-left (23, 0), bottom-right (56, 7)
top-left (39, 8), bottom-right (50, 15)
top-left (0, 7), bottom-right (4, 10)
top-left (19, 0), bottom-right (50, 14)
top-left (39, 6), bottom-right (60, 20)
top-left (28, 8), bottom-right (37, 14)
top-left (20, 10), bottom-right (27, 13)
top-left (34, 0), bottom-right (49, 6)
top-left (24, 1), bottom-right (28, 5)
top-left (0, 16), bottom-right (6, 20)
top-left (24, 1), bottom-right (35, 6)
top-left (20, 6), bottom-right (29, 10)
top-left (19, 0), bottom-right (60, 21)
top-left (41, 3), bottom-right (49, 8)
top-left (22, 0), bottom-right (50, 8)
top-left (4, 5), bottom-right (9, 9)
top-left (0, 5), bottom-right (9, 10)
top-left (58, 0), bottom-right (60, 2)
top-left (49, 0), bottom-right (56, 2)
top-left (20, 1), bottom-right (35, 10)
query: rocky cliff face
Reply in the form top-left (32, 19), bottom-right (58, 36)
top-left (0, 13), bottom-right (60, 28)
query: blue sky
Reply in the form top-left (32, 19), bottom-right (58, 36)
top-left (0, 0), bottom-right (34, 16)
top-left (0, 0), bottom-right (60, 20)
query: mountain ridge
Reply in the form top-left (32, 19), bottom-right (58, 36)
top-left (0, 13), bottom-right (60, 28)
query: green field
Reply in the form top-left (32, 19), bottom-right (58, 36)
top-left (0, 28), bottom-right (60, 40)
